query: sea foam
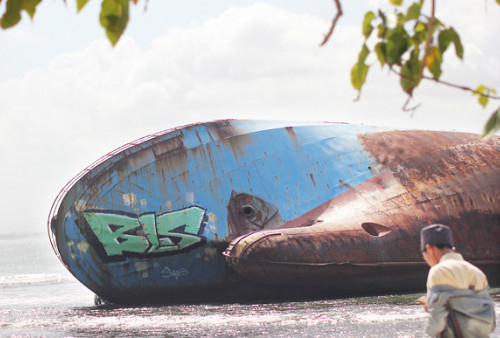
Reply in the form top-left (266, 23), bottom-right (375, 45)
top-left (0, 273), bottom-right (74, 287)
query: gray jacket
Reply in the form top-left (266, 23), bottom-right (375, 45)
top-left (426, 285), bottom-right (496, 337)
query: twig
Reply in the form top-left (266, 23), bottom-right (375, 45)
top-left (418, 0), bottom-right (436, 83)
top-left (422, 75), bottom-right (500, 100)
top-left (320, 0), bottom-right (343, 46)
top-left (390, 68), bottom-right (500, 101)
top-left (402, 97), bottom-right (421, 115)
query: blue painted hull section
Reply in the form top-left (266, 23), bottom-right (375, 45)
top-left (50, 120), bottom-right (381, 301)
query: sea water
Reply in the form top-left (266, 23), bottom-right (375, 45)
top-left (1, 233), bottom-right (499, 337)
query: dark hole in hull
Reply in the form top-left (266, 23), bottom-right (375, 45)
top-left (361, 222), bottom-right (392, 237)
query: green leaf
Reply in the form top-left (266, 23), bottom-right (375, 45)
top-left (77, 0), bottom-right (91, 12)
top-left (411, 22), bottom-right (427, 46)
top-left (397, 13), bottom-right (406, 25)
top-left (362, 11), bottom-right (375, 39)
top-left (426, 46), bottom-right (442, 80)
top-left (100, 0), bottom-right (130, 46)
top-left (358, 43), bottom-right (370, 63)
top-left (351, 63), bottom-right (369, 92)
top-left (406, 3), bottom-right (421, 21)
top-left (433, 17), bottom-right (445, 28)
top-left (375, 42), bottom-right (387, 66)
top-left (22, 0), bottom-right (41, 18)
top-left (438, 29), bottom-right (451, 54)
top-left (389, 0), bottom-right (403, 5)
top-left (482, 107), bottom-right (500, 138)
top-left (386, 26), bottom-right (410, 65)
top-left (448, 27), bottom-right (464, 59)
top-left (400, 51), bottom-right (421, 95)
top-left (377, 23), bottom-right (386, 39)
top-left (478, 95), bottom-right (489, 107)
top-left (438, 27), bottom-right (464, 59)
top-left (415, 22), bottom-right (426, 33)
top-left (473, 84), bottom-right (492, 108)
top-left (351, 44), bottom-right (370, 91)
top-left (0, 0), bottom-right (41, 27)
top-left (378, 10), bottom-right (387, 28)
top-left (1, 0), bottom-right (22, 28)
top-left (475, 84), bottom-right (487, 94)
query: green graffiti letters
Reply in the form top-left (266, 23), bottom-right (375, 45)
top-left (82, 207), bottom-right (206, 257)
top-left (83, 212), bottom-right (150, 256)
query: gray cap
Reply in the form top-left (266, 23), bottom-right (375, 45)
top-left (420, 224), bottom-right (454, 251)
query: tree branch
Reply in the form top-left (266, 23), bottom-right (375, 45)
top-left (418, 0), bottom-right (436, 83)
top-left (320, 0), bottom-right (343, 46)
top-left (390, 68), bottom-right (500, 101)
top-left (423, 75), bottom-right (500, 100)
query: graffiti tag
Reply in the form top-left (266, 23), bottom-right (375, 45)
top-left (82, 206), bottom-right (207, 258)
top-left (161, 266), bottom-right (189, 280)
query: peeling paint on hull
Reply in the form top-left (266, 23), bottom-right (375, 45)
top-left (48, 120), bottom-right (500, 304)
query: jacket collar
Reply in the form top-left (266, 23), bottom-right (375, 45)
top-left (439, 251), bottom-right (464, 263)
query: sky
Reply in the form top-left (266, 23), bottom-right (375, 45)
top-left (0, 0), bottom-right (499, 235)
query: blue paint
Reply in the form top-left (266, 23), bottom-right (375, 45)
top-left (53, 121), bottom-right (382, 297)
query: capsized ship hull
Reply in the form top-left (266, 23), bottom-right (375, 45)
top-left (48, 120), bottom-right (500, 304)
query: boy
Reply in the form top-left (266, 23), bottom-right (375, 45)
top-left (418, 224), bottom-right (496, 337)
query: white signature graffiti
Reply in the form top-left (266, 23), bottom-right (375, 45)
top-left (161, 266), bottom-right (189, 280)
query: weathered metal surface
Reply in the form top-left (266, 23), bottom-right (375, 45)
top-left (223, 129), bottom-right (500, 291)
top-left (227, 192), bottom-right (285, 237)
top-left (48, 120), bottom-right (500, 304)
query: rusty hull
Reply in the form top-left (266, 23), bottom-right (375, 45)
top-left (224, 130), bottom-right (500, 293)
top-left (48, 120), bottom-right (500, 303)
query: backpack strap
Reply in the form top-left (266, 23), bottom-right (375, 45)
top-left (445, 302), bottom-right (464, 338)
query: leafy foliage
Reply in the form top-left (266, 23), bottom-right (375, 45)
top-left (474, 85), bottom-right (497, 108)
top-left (353, 0), bottom-right (499, 136)
top-left (77, 0), bottom-right (91, 12)
top-left (352, 0), bottom-right (454, 96)
top-left (483, 107), bottom-right (500, 138)
top-left (0, 0), bottom-right (138, 45)
top-left (0, 0), bottom-right (41, 28)
top-left (99, 0), bottom-right (129, 46)
top-left (351, 44), bottom-right (370, 93)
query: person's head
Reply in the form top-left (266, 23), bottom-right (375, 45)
top-left (420, 224), bottom-right (454, 267)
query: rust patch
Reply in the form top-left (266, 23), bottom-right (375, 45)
top-left (201, 120), bottom-right (254, 161)
top-left (152, 134), bottom-right (185, 158)
top-left (205, 120), bottom-right (240, 140)
top-left (309, 173), bottom-right (316, 188)
top-left (195, 130), bottom-right (203, 146)
top-left (360, 131), bottom-right (500, 192)
top-left (285, 126), bottom-right (300, 146)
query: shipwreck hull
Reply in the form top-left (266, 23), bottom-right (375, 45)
top-left (48, 120), bottom-right (500, 304)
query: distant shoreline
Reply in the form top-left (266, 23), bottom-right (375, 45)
top-left (0, 232), bottom-right (46, 239)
